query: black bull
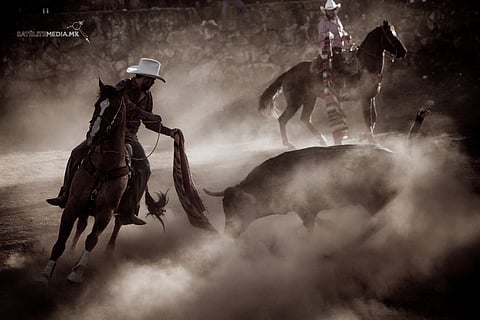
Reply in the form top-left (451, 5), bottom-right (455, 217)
top-left (205, 144), bottom-right (399, 237)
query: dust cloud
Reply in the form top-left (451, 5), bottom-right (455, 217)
top-left (2, 135), bottom-right (477, 320)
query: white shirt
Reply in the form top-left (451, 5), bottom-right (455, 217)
top-left (317, 16), bottom-right (347, 48)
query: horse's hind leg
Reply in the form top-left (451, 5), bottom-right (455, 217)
top-left (279, 95), bottom-right (301, 149)
top-left (300, 96), bottom-right (327, 146)
top-left (106, 217), bottom-right (122, 253)
top-left (70, 215), bottom-right (88, 252)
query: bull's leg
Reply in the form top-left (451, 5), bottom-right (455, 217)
top-left (106, 217), bottom-right (122, 253)
top-left (297, 209), bottom-right (317, 233)
top-left (279, 95), bottom-right (301, 149)
top-left (300, 96), bottom-right (327, 146)
top-left (70, 215), bottom-right (88, 252)
top-left (67, 207), bottom-right (113, 283)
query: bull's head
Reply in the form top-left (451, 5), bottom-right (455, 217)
top-left (205, 187), bottom-right (257, 237)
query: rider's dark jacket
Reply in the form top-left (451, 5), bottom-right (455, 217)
top-left (115, 78), bottom-right (172, 137)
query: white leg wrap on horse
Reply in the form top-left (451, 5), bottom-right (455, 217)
top-left (41, 260), bottom-right (56, 279)
top-left (36, 260), bottom-right (56, 286)
top-left (43, 260), bottom-right (56, 273)
top-left (78, 250), bottom-right (90, 266)
top-left (66, 250), bottom-right (90, 283)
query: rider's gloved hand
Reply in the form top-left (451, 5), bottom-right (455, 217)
top-left (170, 128), bottom-right (180, 139)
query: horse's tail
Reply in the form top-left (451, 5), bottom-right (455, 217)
top-left (259, 72), bottom-right (286, 117)
top-left (145, 185), bottom-right (169, 232)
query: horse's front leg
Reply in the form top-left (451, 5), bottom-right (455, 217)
top-left (106, 217), bottom-right (122, 253)
top-left (37, 170), bottom-right (93, 286)
top-left (66, 206), bottom-right (113, 283)
top-left (361, 97), bottom-right (377, 143)
top-left (37, 192), bottom-right (90, 285)
top-left (36, 207), bottom-right (77, 285)
top-left (70, 215), bottom-right (88, 252)
top-left (67, 179), bottom-right (127, 283)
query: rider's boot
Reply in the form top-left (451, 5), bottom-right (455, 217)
top-left (46, 187), bottom-right (68, 208)
top-left (118, 213), bottom-right (146, 226)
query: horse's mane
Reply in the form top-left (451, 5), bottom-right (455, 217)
top-left (361, 25), bottom-right (382, 47)
top-left (98, 84), bottom-right (118, 99)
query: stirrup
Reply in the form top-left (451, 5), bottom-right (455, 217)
top-left (118, 214), bottom-right (146, 226)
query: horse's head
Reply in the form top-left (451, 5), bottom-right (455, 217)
top-left (381, 20), bottom-right (407, 59)
top-left (86, 79), bottom-right (125, 147)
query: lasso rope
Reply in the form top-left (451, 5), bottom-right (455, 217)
top-left (127, 120), bottom-right (161, 161)
top-left (320, 32), bottom-right (349, 143)
top-left (172, 129), bottom-right (217, 232)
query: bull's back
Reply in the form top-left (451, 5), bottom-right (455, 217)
top-left (239, 144), bottom-right (397, 213)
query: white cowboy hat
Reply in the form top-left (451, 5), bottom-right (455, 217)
top-left (320, 0), bottom-right (341, 13)
top-left (126, 58), bottom-right (166, 83)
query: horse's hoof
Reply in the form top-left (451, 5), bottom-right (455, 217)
top-left (283, 143), bottom-right (295, 150)
top-left (66, 265), bottom-right (86, 283)
top-left (319, 135), bottom-right (328, 146)
top-left (33, 273), bottom-right (50, 287)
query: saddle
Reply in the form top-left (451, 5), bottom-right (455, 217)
top-left (309, 48), bottom-right (360, 78)
top-left (341, 49), bottom-right (360, 76)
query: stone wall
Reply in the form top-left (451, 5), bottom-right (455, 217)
top-left (2, 0), bottom-right (478, 100)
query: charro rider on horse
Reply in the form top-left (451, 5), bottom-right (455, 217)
top-left (47, 58), bottom-right (178, 226)
top-left (312, 0), bottom-right (351, 77)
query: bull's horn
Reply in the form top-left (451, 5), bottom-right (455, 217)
top-left (203, 189), bottom-right (225, 197)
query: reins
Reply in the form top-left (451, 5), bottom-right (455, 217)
top-left (130, 121), bottom-right (161, 161)
top-left (105, 97), bottom-right (124, 134)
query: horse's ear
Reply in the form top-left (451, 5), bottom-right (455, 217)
top-left (99, 78), bottom-right (105, 90)
top-left (383, 20), bottom-right (389, 27)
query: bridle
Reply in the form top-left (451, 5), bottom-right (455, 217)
top-left (88, 95), bottom-right (125, 154)
top-left (359, 25), bottom-right (399, 61)
top-left (381, 25), bottom-right (399, 60)
top-left (104, 97), bottom-right (124, 136)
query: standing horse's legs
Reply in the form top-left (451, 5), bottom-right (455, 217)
top-left (369, 97), bottom-right (377, 133)
top-left (361, 97), bottom-right (377, 142)
top-left (279, 96), bottom-right (301, 149)
top-left (300, 97), bottom-right (328, 146)
top-left (70, 215), bottom-right (88, 252)
top-left (106, 217), bottom-right (122, 252)
top-left (67, 208), bottom-right (113, 283)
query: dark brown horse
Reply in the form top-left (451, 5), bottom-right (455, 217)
top-left (37, 80), bottom-right (165, 285)
top-left (259, 20), bottom-right (407, 148)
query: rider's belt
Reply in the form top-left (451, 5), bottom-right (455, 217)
top-left (81, 157), bottom-right (129, 182)
top-left (333, 47), bottom-right (343, 55)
